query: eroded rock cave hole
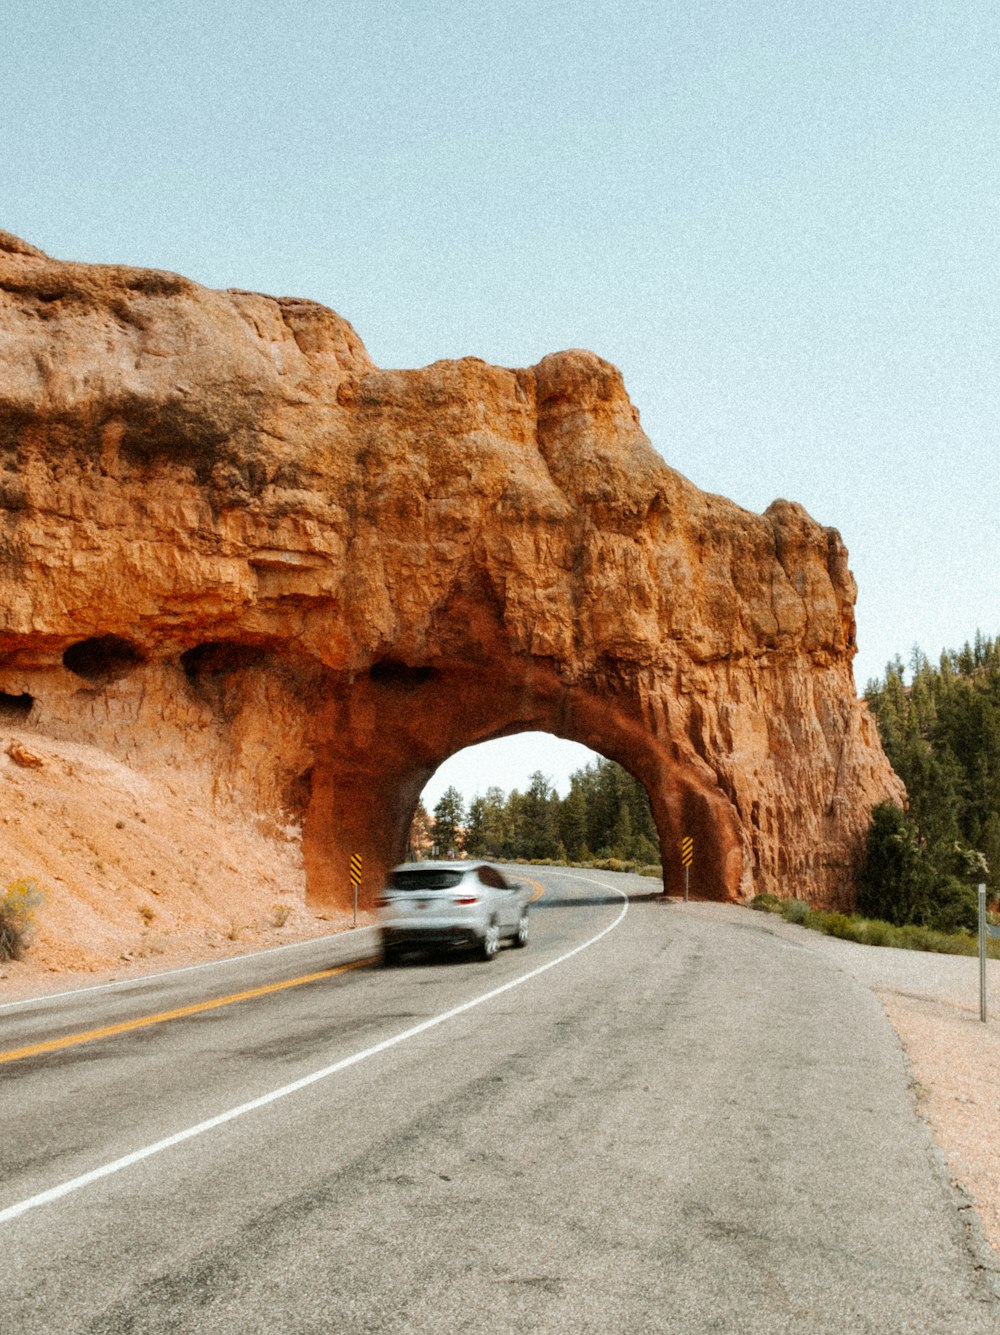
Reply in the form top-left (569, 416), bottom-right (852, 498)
top-left (62, 635), bottom-right (145, 685)
top-left (369, 660), bottom-right (439, 690)
top-left (0, 691), bottom-right (33, 721)
top-left (180, 641), bottom-right (271, 685)
top-left (180, 641), bottom-right (275, 718)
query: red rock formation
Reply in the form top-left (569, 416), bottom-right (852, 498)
top-left (0, 231), bottom-right (902, 910)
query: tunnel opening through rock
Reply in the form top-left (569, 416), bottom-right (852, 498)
top-left (410, 732), bottom-right (662, 867)
top-left (298, 660), bottom-right (746, 912)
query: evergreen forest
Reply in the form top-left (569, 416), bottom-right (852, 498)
top-left (412, 757), bottom-right (660, 869)
top-left (860, 631), bottom-right (1000, 930)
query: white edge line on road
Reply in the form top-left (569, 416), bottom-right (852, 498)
top-left (0, 874), bottom-right (627, 1226)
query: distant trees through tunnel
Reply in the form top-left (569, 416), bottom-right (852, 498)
top-left (409, 744), bottom-right (661, 868)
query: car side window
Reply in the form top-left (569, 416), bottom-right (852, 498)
top-left (477, 866), bottom-right (508, 889)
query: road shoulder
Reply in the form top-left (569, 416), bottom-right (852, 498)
top-left (728, 902), bottom-right (1000, 1277)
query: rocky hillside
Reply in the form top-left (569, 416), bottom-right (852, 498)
top-left (0, 725), bottom-right (350, 1000)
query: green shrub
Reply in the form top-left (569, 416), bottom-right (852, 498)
top-left (817, 911), bottom-right (855, 940)
top-left (750, 892), bottom-right (782, 914)
top-left (855, 919), bottom-right (895, 947)
top-left (893, 923), bottom-right (975, 955)
top-left (0, 878), bottom-right (45, 962)
top-left (766, 898), bottom-right (997, 958)
top-left (3, 877), bottom-right (44, 922)
top-left (781, 898), bottom-right (812, 926)
top-left (925, 874), bottom-right (979, 935)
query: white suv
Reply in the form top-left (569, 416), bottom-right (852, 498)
top-left (377, 861), bottom-right (531, 964)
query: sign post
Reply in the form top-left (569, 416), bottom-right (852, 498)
top-left (979, 882), bottom-right (988, 1024)
top-left (350, 853), bottom-right (363, 929)
top-left (681, 836), bottom-right (693, 902)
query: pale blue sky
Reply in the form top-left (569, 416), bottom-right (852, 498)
top-left (3, 1), bottom-right (997, 806)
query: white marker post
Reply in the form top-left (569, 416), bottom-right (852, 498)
top-left (979, 882), bottom-right (987, 1024)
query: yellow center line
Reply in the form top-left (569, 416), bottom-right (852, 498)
top-left (0, 957), bottom-right (376, 1066)
top-left (525, 878), bottom-right (546, 903)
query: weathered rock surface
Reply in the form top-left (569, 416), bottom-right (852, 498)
top-left (0, 231), bottom-right (903, 910)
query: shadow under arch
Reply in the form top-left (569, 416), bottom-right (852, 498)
top-left (301, 656), bottom-right (746, 910)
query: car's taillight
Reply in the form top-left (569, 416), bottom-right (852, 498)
top-left (375, 896), bottom-right (392, 907)
top-left (453, 895), bottom-right (479, 905)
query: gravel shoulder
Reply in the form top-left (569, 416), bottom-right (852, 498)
top-left (705, 903), bottom-right (1000, 1264)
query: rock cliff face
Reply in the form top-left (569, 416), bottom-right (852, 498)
top-left (0, 231), bottom-right (903, 909)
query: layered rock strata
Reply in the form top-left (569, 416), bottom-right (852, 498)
top-left (0, 231), bottom-right (903, 909)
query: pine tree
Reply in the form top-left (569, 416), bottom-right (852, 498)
top-left (558, 780), bottom-right (589, 861)
top-left (520, 772), bottom-right (561, 860)
top-left (463, 796), bottom-right (489, 857)
top-left (432, 786), bottom-right (465, 856)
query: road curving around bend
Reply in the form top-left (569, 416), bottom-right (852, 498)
top-left (0, 872), bottom-right (626, 1227)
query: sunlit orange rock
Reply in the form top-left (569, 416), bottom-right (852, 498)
top-left (0, 231), bottom-right (902, 909)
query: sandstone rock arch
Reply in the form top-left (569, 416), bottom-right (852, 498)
top-left (300, 657), bottom-right (745, 904)
top-left (0, 233), bottom-right (903, 911)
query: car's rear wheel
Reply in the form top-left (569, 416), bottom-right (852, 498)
top-left (382, 943), bottom-right (402, 967)
top-left (479, 920), bottom-right (500, 961)
top-left (513, 910), bottom-right (529, 948)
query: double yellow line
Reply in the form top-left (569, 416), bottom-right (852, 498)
top-left (2, 874), bottom-right (546, 1067)
top-left (0, 958), bottom-right (373, 1066)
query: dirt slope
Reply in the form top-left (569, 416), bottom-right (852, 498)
top-left (0, 726), bottom-right (355, 999)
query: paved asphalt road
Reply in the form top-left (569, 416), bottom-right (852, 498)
top-left (2, 867), bottom-right (998, 1333)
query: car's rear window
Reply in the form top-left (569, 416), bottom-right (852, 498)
top-left (477, 866), bottom-right (508, 888)
top-left (389, 869), bottom-right (464, 891)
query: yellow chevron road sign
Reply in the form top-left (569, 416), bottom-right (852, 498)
top-left (680, 836), bottom-right (693, 902)
top-left (350, 853), bottom-right (363, 927)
